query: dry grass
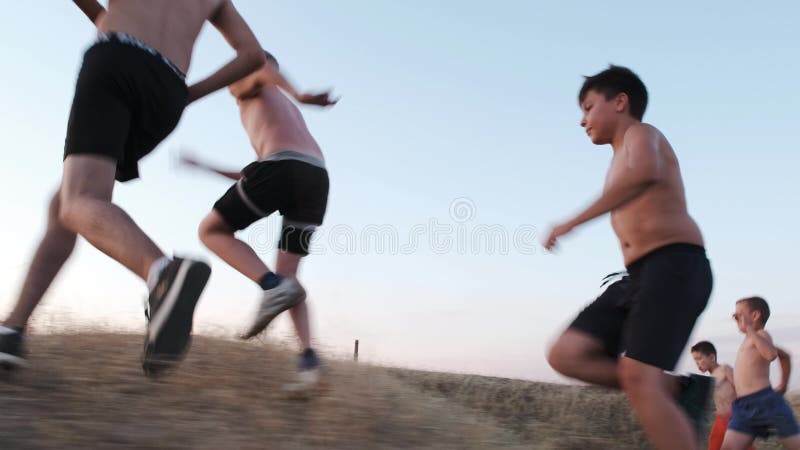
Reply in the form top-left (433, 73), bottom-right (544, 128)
top-left (2, 333), bottom-right (798, 449)
top-left (0, 333), bottom-right (525, 449)
top-left (388, 367), bottom-right (800, 450)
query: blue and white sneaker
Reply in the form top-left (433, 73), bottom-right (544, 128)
top-left (240, 278), bottom-right (306, 340)
top-left (0, 326), bottom-right (27, 369)
top-left (142, 257), bottom-right (211, 377)
top-left (284, 348), bottom-right (323, 394)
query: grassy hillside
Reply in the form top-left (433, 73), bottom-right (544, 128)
top-left (1, 334), bottom-right (797, 449)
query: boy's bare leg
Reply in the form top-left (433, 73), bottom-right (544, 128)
top-left (619, 357), bottom-right (698, 450)
top-left (547, 329), bottom-right (620, 388)
top-left (720, 430), bottom-right (756, 450)
top-left (275, 250), bottom-right (309, 349)
top-left (782, 435), bottom-right (800, 450)
top-left (4, 192), bottom-right (77, 329)
top-left (198, 210), bottom-right (269, 283)
top-left (59, 155), bottom-right (164, 280)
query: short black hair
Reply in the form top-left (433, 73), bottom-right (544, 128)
top-left (263, 50), bottom-right (279, 70)
top-left (691, 341), bottom-right (717, 357)
top-left (578, 65), bottom-right (648, 121)
top-left (737, 296), bottom-right (771, 325)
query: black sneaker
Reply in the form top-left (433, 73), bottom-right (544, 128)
top-left (0, 326), bottom-right (27, 369)
top-left (142, 257), bottom-right (211, 377)
top-left (677, 374), bottom-right (715, 437)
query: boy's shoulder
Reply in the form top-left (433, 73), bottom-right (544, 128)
top-left (623, 122), bottom-right (662, 144)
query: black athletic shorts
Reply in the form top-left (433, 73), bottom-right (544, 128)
top-left (63, 33), bottom-right (188, 182)
top-left (569, 243), bottom-right (713, 371)
top-left (213, 153), bottom-right (329, 255)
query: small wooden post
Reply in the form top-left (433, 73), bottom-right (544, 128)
top-left (354, 339), bottom-right (359, 362)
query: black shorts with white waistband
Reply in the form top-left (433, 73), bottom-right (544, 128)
top-left (63, 33), bottom-right (187, 182)
top-left (213, 154), bottom-right (329, 256)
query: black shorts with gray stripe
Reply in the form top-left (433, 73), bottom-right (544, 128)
top-left (213, 155), bottom-right (329, 255)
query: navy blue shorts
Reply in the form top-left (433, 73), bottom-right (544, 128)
top-left (729, 387), bottom-right (800, 438)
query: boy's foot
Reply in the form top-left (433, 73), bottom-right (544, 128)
top-left (283, 349), bottom-right (324, 396)
top-left (240, 278), bottom-right (306, 340)
top-left (142, 258), bottom-right (211, 377)
top-left (0, 326), bottom-right (27, 369)
top-left (677, 374), bottom-right (715, 436)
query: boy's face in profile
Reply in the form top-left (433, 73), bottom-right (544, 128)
top-left (732, 302), bottom-right (758, 333)
top-left (580, 90), bottom-right (622, 146)
top-left (691, 351), bottom-right (715, 373)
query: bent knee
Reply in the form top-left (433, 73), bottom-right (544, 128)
top-left (546, 340), bottom-right (569, 372)
top-left (198, 212), bottom-right (233, 240)
top-left (617, 359), bottom-right (660, 393)
top-left (57, 197), bottom-right (81, 231)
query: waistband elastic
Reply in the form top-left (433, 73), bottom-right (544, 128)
top-left (734, 387), bottom-right (774, 402)
top-left (259, 151), bottom-right (326, 169)
top-left (626, 243), bottom-right (706, 272)
top-left (96, 32), bottom-right (186, 81)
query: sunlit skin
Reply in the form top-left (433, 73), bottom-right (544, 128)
top-left (692, 351), bottom-right (736, 417)
top-left (722, 302), bottom-right (800, 449)
top-left (544, 90), bottom-right (704, 266)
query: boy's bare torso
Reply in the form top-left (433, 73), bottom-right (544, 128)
top-left (236, 75), bottom-right (324, 161)
top-left (97, 0), bottom-right (225, 74)
top-left (604, 124), bottom-right (704, 265)
top-left (711, 364), bottom-right (737, 416)
top-left (734, 331), bottom-right (773, 397)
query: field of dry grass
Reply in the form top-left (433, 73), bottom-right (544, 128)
top-left (387, 368), bottom-right (800, 449)
top-left (1, 333), bottom-right (798, 449)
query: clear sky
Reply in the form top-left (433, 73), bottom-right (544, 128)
top-left (1, 1), bottom-right (798, 389)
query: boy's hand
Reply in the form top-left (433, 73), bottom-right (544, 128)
top-left (544, 222), bottom-right (575, 251)
top-left (295, 91), bottom-right (339, 107)
top-left (179, 154), bottom-right (204, 169)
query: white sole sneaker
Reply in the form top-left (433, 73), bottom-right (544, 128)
top-left (240, 278), bottom-right (306, 339)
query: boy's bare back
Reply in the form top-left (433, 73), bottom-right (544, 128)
top-left (605, 123), bottom-right (704, 264)
top-left (94, 0), bottom-right (253, 75)
top-left (232, 67), bottom-right (324, 161)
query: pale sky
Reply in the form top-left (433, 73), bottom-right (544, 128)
top-left (0, 1), bottom-right (798, 390)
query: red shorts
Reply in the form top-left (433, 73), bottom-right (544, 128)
top-left (708, 414), bottom-right (756, 450)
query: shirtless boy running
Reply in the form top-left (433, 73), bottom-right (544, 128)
top-left (721, 297), bottom-right (799, 450)
top-left (545, 65), bottom-right (714, 450)
top-left (0, 0), bottom-right (266, 376)
top-left (181, 51), bottom-right (336, 386)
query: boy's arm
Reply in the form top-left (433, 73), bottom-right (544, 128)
top-left (181, 155), bottom-right (241, 180)
top-left (73, 0), bottom-right (106, 25)
top-left (724, 364), bottom-right (735, 383)
top-left (775, 346), bottom-right (792, 394)
top-left (748, 329), bottom-right (778, 362)
top-left (230, 66), bottom-right (338, 107)
top-left (186, 0), bottom-right (267, 105)
top-left (544, 125), bottom-right (661, 249)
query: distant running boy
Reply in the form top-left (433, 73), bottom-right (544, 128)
top-left (181, 51), bottom-right (336, 386)
top-left (544, 65), bottom-right (714, 450)
top-left (721, 297), bottom-right (799, 449)
top-left (691, 341), bottom-right (769, 450)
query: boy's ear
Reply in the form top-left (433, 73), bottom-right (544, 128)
top-left (614, 93), bottom-right (629, 113)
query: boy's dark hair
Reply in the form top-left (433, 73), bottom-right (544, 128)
top-left (263, 50), bottom-right (279, 70)
top-left (578, 65), bottom-right (648, 121)
top-left (737, 296), bottom-right (771, 325)
top-left (691, 341), bottom-right (717, 357)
